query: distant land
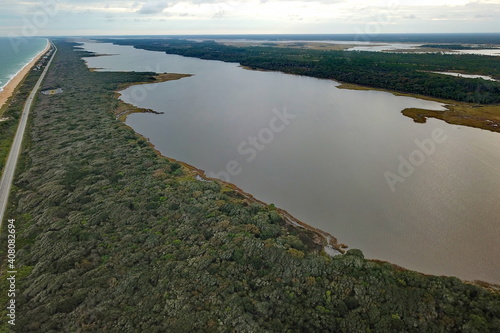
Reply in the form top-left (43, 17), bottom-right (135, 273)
top-left (78, 33), bottom-right (500, 44)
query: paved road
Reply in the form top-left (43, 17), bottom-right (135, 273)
top-left (0, 41), bottom-right (57, 231)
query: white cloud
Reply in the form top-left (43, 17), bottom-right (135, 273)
top-left (0, 0), bottom-right (499, 35)
top-left (136, 0), bottom-right (170, 14)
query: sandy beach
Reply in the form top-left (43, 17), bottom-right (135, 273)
top-left (0, 40), bottom-right (50, 111)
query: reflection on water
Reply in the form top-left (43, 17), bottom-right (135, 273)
top-left (82, 42), bottom-right (500, 283)
top-left (454, 49), bottom-right (500, 56)
top-left (346, 43), bottom-right (422, 52)
top-left (431, 71), bottom-right (498, 81)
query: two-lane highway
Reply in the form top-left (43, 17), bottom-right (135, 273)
top-left (0, 40), bottom-right (57, 232)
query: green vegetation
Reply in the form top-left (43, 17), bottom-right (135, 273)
top-left (402, 103), bottom-right (500, 132)
top-left (113, 72), bottom-right (193, 121)
top-left (0, 40), bottom-right (499, 332)
top-left (105, 38), bottom-right (500, 104)
top-left (0, 68), bottom-right (44, 177)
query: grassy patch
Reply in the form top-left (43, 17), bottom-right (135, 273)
top-left (403, 104), bottom-right (500, 132)
top-left (338, 82), bottom-right (500, 132)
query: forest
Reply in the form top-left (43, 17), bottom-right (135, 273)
top-left (0, 40), bottom-right (499, 332)
top-left (103, 38), bottom-right (500, 104)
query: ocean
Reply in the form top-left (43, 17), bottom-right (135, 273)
top-left (0, 37), bottom-right (47, 92)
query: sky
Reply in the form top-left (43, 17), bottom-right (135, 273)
top-left (0, 0), bottom-right (499, 36)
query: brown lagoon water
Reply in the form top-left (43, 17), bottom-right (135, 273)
top-left (82, 42), bottom-right (500, 284)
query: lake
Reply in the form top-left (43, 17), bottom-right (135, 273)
top-left (81, 41), bottom-right (500, 284)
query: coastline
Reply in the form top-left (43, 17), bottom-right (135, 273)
top-left (240, 62), bottom-right (500, 134)
top-left (127, 132), bottom-right (345, 254)
top-left (114, 73), bottom-right (193, 121)
top-left (336, 82), bottom-right (500, 133)
top-left (0, 39), bottom-right (50, 111)
top-left (116, 76), bottom-right (349, 255)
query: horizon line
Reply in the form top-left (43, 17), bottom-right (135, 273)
top-left (2, 32), bottom-right (500, 38)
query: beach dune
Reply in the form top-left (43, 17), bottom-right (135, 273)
top-left (0, 40), bottom-right (50, 111)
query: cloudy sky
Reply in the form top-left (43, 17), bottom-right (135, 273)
top-left (1, 0), bottom-right (499, 36)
